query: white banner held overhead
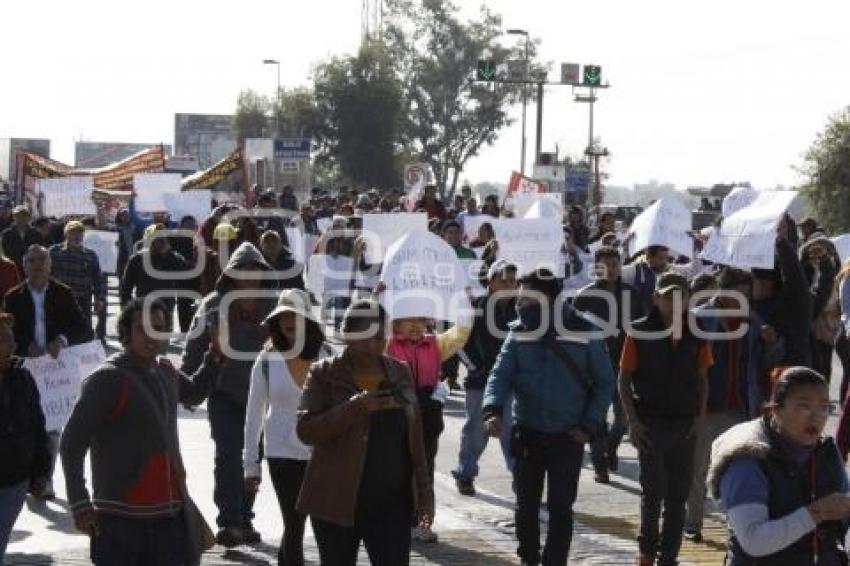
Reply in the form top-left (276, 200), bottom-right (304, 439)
top-left (722, 185), bottom-right (759, 218)
top-left (626, 197), bottom-right (693, 259)
top-left (133, 173), bottom-right (182, 213)
top-left (492, 218), bottom-right (563, 277)
top-left (514, 193), bottom-right (563, 219)
top-left (163, 190), bottom-right (212, 222)
top-left (700, 190), bottom-right (799, 269)
top-left (82, 230), bottom-right (119, 274)
top-left (379, 231), bottom-right (470, 321)
top-left (24, 340), bottom-right (106, 431)
top-left (37, 177), bottom-right (97, 218)
top-left (362, 212), bottom-right (428, 265)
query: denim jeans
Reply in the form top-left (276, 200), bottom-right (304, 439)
top-left (513, 428), bottom-right (584, 566)
top-left (208, 393), bottom-right (256, 528)
top-left (0, 480), bottom-right (28, 563)
top-left (456, 388), bottom-right (513, 479)
top-left (91, 514), bottom-right (187, 566)
top-left (638, 421), bottom-right (697, 565)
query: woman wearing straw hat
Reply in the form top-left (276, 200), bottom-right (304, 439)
top-left (243, 289), bottom-right (333, 566)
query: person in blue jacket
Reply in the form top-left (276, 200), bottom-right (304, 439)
top-left (482, 267), bottom-right (615, 566)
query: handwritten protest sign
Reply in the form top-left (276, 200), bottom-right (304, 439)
top-left (37, 177), bottom-right (97, 217)
top-left (163, 189), bottom-right (212, 222)
top-left (379, 231), bottom-right (470, 321)
top-left (306, 254), bottom-right (354, 299)
top-left (83, 230), bottom-right (119, 274)
top-left (626, 197), bottom-right (693, 259)
top-left (492, 218), bottom-right (563, 277)
top-left (362, 213), bottom-right (428, 264)
top-left (24, 340), bottom-right (106, 431)
top-left (701, 190), bottom-right (799, 269)
top-left (832, 235), bottom-right (850, 264)
top-left (458, 258), bottom-right (488, 297)
top-left (134, 173), bottom-right (182, 212)
top-left (722, 185), bottom-right (758, 218)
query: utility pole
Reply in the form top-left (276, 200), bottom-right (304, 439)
top-left (263, 58), bottom-right (281, 189)
top-left (507, 29), bottom-right (529, 175)
top-left (574, 67), bottom-right (610, 207)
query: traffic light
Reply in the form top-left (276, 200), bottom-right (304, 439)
top-left (477, 60), bottom-right (497, 81)
top-left (583, 65), bottom-right (602, 86)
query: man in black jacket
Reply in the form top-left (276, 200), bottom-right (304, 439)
top-left (452, 260), bottom-right (517, 496)
top-left (574, 246), bottom-right (644, 483)
top-left (0, 206), bottom-right (43, 275)
top-left (0, 312), bottom-right (50, 562)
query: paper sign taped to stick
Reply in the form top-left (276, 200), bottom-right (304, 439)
top-left (379, 231), bottom-right (470, 321)
top-left (306, 254), bottom-right (354, 299)
top-left (626, 197), bottom-right (693, 259)
top-left (362, 213), bottom-right (428, 264)
top-left (24, 340), bottom-right (106, 431)
top-left (134, 173), bottom-right (182, 212)
top-left (83, 230), bottom-right (119, 274)
top-left (492, 218), bottom-right (563, 277)
top-left (700, 190), bottom-right (799, 269)
top-left (37, 177), bottom-right (97, 217)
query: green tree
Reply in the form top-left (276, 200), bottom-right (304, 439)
top-left (232, 89), bottom-right (270, 142)
top-left (312, 41), bottom-right (404, 188)
top-left (800, 107), bottom-right (850, 233)
top-left (384, 0), bottom-right (540, 197)
top-left (271, 87), bottom-right (320, 138)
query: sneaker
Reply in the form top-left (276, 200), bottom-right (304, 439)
top-left (412, 525), bottom-right (439, 543)
top-left (683, 527), bottom-right (703, 543)
top-left (215, 526), bottom-right (244, 548)
top-left (241, 524), bottom-right (262, 544)
top-left (451, 471), bottom-right (476, 496)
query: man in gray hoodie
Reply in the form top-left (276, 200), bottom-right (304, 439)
top-left (181, 241), bottom-right (278, 547)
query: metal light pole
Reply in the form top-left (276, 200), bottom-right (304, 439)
top-left (262, 59), bottom-right (281, 137)
top-left (507, 29), bottom-right (529, 175)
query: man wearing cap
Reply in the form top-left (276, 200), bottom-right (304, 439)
top-left (49, 221), bottom-right (106, 337)
top-left (618, 272), bottom-right (712, 566)
top-left (1, 206), bottom-right (43, 275)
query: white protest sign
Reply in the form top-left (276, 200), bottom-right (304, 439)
top-left (37, 177), bottom-right (97, 217)
top-left (83, 230), bottom-right (119, 274)
top-left (379, 231), bottom-right (470, 321)
top-left (626, 197), bottom-right (693, 259)
top-left (134, 173), bottom-right (182, 213)
top-left (700, 190), bottom-right (799, 269)
top-left (722, 186), bottom-right (758, 218)
top-left (492, 218), bottom-right (563, 277)
top-left (514, 193), bottom-right (563, 219)
top-left (306, 254), bottom-right (354, 299)
top-left (832, 235), bottom-right (850, 264)
top-left (163, 190), bottom-right (212, 222)
top-left (458, 258), bottom-right (488, 297)
top-left (362, 213), bottom-right (428, 264)
top-left (316, 217), bottom-right (333, 234)
top-left (524, 197), bottom-right (564, 220)
top-left (285, 227), bottom-right (305, 263)
top-left (24, 340), bottom-right (106, 431)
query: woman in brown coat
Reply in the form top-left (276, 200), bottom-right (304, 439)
top-left (296, 300), bottom-right (434, 566)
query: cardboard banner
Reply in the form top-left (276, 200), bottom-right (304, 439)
top-left (492, 218), bottom-right (564, 277)
top-left (700, 190), bottom-right (799, 269)
top-left (83, 230), bottom-right (119, 274)
top-left (306, 254), bottom-right (354, 299)
top-left (362, 213), bottom-right (429, 265)
top-left (16, 146), bottom-right (166, 209)
top-left (37, 177), bottom-right (97, 218)
top-left (182, 146), bottom-right (244, 191)
top-left (506, 171), bottom-right (548, 198)
top-left (626, 197), bottom-right (693, 259)
top-left (23, 340), bottom-right (106, 431)
top-left (379, 231), bottom-right (470, 321)
top-left (133, 173), bottom-right (182, 212)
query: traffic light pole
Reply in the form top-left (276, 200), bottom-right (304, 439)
top-left (535, 82), bottom-right (544, 167)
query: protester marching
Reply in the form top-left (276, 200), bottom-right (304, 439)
top-left (3, 157), bottom-right (850, 566)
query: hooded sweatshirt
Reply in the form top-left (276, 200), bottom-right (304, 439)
top-left (181, 242), bottom-right (277, 406)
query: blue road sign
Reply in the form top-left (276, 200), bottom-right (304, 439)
top-left (273, 138), bottom-right (312, 159)
top-left (565, 169), bottom-right (591, 193)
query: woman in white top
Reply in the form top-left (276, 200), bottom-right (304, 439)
top-left (243, 289), bottom-right (333, 566)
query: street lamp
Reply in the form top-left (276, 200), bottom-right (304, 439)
top-left (263, 59), bottom-right (281, 137)
top-left (507, 29), bottom-right (529, 175)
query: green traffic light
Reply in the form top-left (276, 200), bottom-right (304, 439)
top-left (583, 65), bottom-right (601, 86)
top-left (477, 60), bottom-right (497, 81)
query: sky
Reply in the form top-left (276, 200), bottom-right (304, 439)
top-left (3, 0), bottom-right (850, 190)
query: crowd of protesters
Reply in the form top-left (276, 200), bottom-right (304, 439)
top-left (1, 180), bottom-right (850, 566)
